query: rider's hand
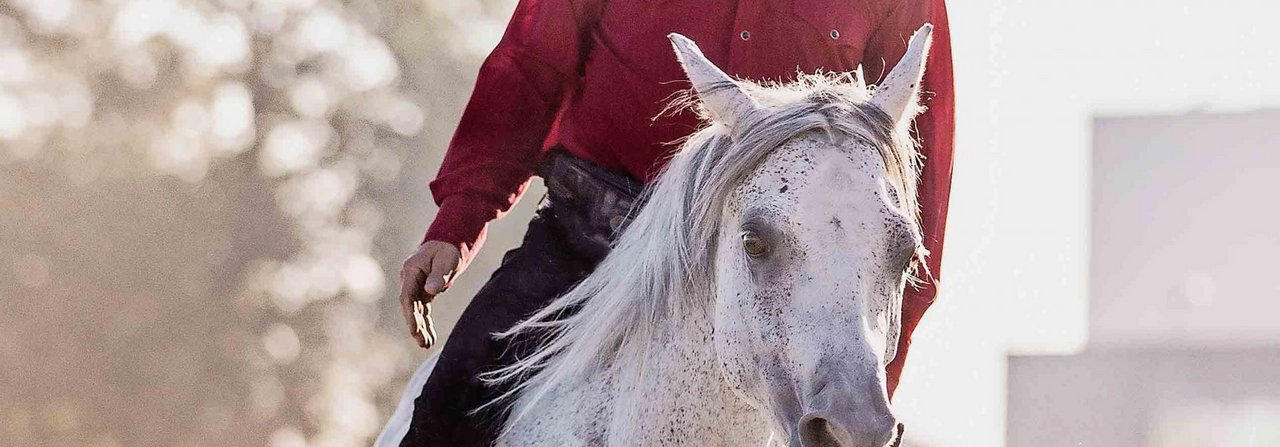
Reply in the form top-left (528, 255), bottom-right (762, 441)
top-left (399, 240), bottom-right (463, 349)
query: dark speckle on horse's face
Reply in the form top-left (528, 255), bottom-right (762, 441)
top-left (711, 133), bottom-right (917, 435)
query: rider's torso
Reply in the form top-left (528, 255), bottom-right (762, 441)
top-left (553, 0), bottom-right (892, 181)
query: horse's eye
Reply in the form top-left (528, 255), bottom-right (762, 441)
top-left (741, 231), bottom-right (768, 257)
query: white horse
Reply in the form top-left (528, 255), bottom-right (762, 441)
top-left (379, 24), bottom-right (935, 447)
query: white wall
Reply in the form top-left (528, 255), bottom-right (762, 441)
top-left (895, 1), bottom-right (1280, 445)
top-left (1090, 111), bottom-right (1280, 348)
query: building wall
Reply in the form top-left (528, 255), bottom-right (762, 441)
top-left (1007, 348), bottom-right (1280, 447)
top-left (1008, 111), bottom-right (1280, 446)
top-left (1089, 110), bottom-right (1280, 348)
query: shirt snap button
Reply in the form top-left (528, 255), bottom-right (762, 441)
top-left (830, 29), bottom-right (840, 39)
top-left (740, 30), bottom-right (751, 41)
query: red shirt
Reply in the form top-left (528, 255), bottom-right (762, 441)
top-left (428, 0), bottom-right (954, 395)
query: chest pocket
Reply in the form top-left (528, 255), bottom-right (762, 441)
top-left (791, 0), bottom-right (873, 56)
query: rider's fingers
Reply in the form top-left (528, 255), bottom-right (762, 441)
top-left (414, 301), bottom-right (437, 349)
top-left (399, 259), bottom-right (428, 344)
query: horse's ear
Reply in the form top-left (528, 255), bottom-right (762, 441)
top-left (869, 24), bottom-right (933, 127)
top-left (668, 33), bottom-right (759, 132)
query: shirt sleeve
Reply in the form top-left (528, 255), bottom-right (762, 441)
top-left (424, 0), bottom-right (603, 261)
top-left (865, 0), bottom-right (955, 298)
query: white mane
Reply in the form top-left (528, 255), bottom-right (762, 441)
top-left (484, 72), bottom-right (925, 433)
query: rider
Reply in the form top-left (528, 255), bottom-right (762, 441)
top-left (398, 0), bottom-right (954, 444)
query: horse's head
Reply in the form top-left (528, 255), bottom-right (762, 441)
top-left (669, 25), bottom-right (933, 447)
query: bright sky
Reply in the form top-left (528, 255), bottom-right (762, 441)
top-left (896, 1), bottom-right (1280, 445)
top-left (454, 0), bottom-right (1280, 445)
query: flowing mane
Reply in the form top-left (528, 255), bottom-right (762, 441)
top-left (484, 71), bottom-right (926, 432)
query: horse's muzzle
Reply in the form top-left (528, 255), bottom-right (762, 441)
top-left (789, 370), bottom-right (899, 447)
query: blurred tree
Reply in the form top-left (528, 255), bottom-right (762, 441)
top-left (0, 0), bottom-right (514, 445)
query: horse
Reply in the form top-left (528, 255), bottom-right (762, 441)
top-left (378, 24), bottom-right (935, 447)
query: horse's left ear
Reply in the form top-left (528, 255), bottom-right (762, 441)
top-left (668, 33), bottom-right (760, 132)
top-left (869, 24), bottom-right (933, 127)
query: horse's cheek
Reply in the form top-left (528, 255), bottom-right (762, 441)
top-left (711, 316), bottom-right (751, 391)
top-left (711, 296), bottom-right (762, 398)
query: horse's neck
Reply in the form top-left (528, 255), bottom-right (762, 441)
top-left (596, 312), bottom-right (768, 445)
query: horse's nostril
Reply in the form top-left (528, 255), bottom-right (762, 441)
top-left (799, 415), bottom-right (848, 447)
top-left (798, 412), bottom-right (897, 447)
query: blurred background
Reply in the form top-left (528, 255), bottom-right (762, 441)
top-left (1, 0), bottom-right (1277, 446)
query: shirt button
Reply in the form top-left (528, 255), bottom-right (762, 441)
top-left (830, 29), bottom-right (840, 39)
top-left (740, 30), bottom-right (751, 41)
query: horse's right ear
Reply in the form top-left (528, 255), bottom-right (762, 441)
top-left (667, 33), bottom-right (760, 133)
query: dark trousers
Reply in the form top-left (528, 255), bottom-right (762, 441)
top-left (401, 150), bottom-right (642, 446)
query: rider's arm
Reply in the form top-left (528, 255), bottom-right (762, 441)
top-left (864, 0), bottom-right (955, 394)
top-left (425, 0), bottom-right (604, 262)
